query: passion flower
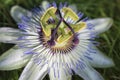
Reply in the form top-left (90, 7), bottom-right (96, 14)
top-left (0, 1), bottom-right (114, 80)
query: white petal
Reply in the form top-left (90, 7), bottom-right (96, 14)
top-left (10, 5), bottom-right (32, 23)
top-left (49, 67), bottom-right (72, 80)
top-left (0, 45), bottom-right (32, 70)
top-left (0, 27), bottom-right (21, 43)
top-left (19, 59), bottom-right (48, 80)
top-left (86, 18), bottom-right (113, 34)
top-left (73, 60), bottom-right (104, 80)
top-left (42, 1), bottom-right (50, 10)
top-left (83, 44), bottom-right (114, 68)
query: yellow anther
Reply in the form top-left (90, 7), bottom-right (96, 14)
top-left (71, 22), bottom-right (86, 32)
top-left (41, 7), bottom-right (57, 22)
top-left (40, 7), bottom-right (57, 36)
top-left (57, 33), bottom-right (72, 43)
top-left (42, 26), bottom-right (51, 37)
top-left (62, 7), bottom-right (79, 21)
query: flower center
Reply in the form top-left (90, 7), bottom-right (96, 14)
top-left (40, 6), bottom-right (86, 52)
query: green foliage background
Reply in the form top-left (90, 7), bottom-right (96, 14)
top-left (0, 0), bottom-right (120, 80)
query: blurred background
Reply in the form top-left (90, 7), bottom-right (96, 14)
top-left (0, 0), bottom-right (120, 80)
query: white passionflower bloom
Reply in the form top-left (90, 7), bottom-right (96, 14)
top-left (0, 1), bottom-right (114, 80)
